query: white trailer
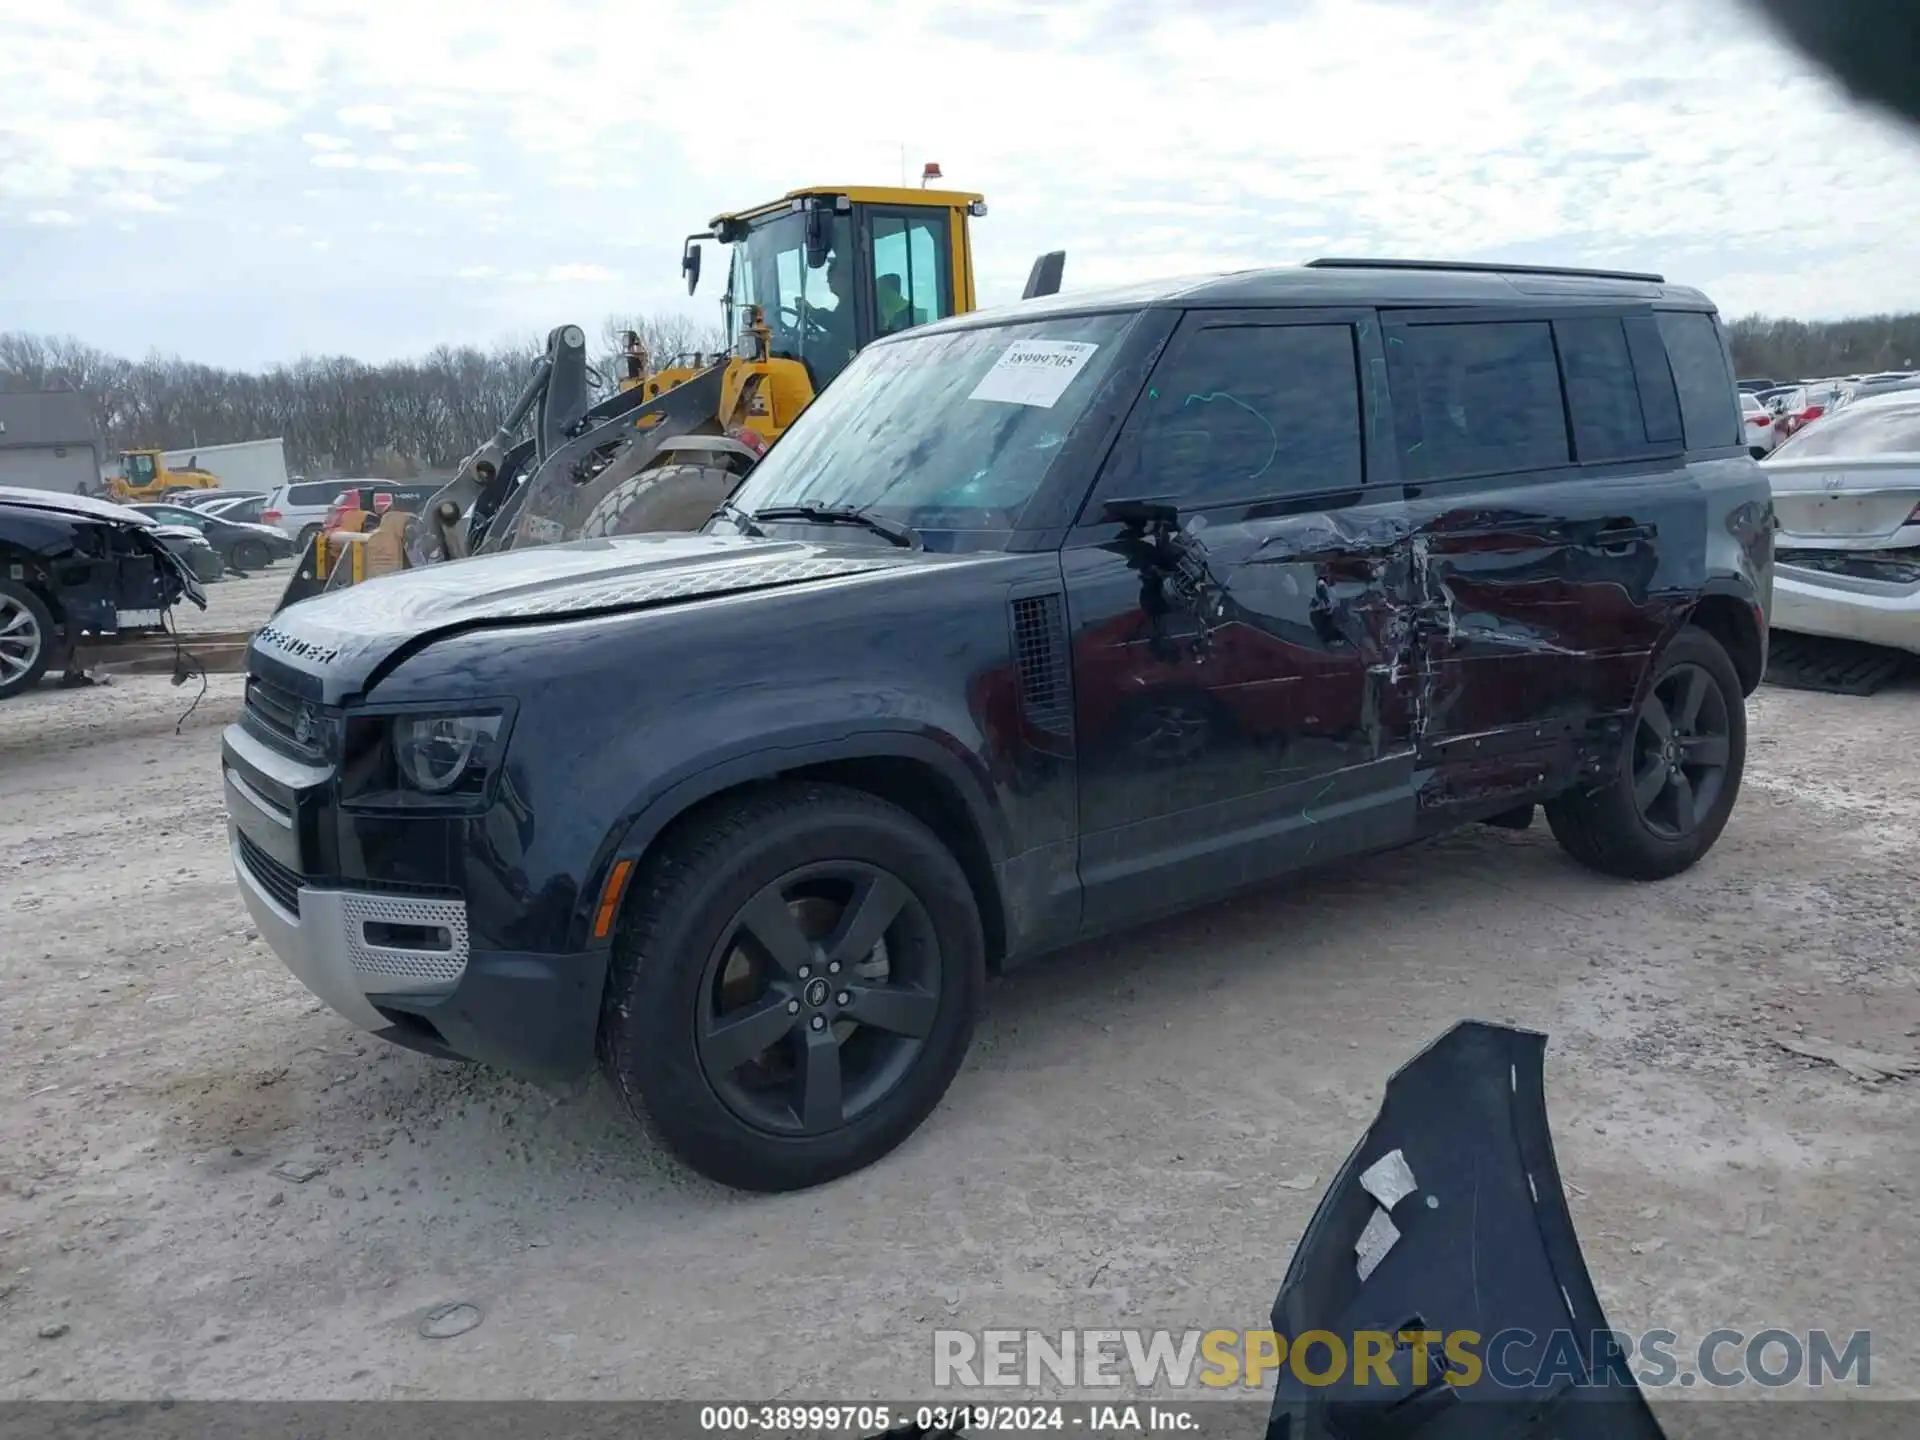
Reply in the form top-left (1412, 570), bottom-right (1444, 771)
top-left (97, 436), bottom-right (291, 493)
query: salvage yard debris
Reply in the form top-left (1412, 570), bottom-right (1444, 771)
top-left (1774, 1033), bottom-right (1920, 1083)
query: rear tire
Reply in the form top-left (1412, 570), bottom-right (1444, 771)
top-left (0, 580), bottom-right (54, 701)
top-left (578, 462), bottom-right (740, 538)
top-left (598, 781), bottom-right (985, 1192)
top-left (1544, 625), bottom-right (1746, 881)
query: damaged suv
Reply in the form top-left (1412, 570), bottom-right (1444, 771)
top-left (222, 259), bottom-right (1772, 1190)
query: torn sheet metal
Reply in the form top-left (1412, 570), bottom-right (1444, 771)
top-left (1354, 1206), bottom-right (1400, 1282)
top-left (1358, 1148), bottom-right (1418, 1210)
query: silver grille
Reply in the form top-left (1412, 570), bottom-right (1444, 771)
top-left (339, 892), bottom-right (470, 990)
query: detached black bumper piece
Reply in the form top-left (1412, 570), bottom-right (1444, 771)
top-left (1265, 1021), bottom-right (1666, 1440)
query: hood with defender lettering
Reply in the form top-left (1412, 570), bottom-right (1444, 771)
top-left (251, 531), bottom-right (930, 690)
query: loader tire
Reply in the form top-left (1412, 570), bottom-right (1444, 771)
top-left (578, 462), bottom-right (740, 539)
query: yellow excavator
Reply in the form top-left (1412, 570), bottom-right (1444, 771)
top-left (273, 170), bottom-right (1064, 612)
top-left (109, 449), bottom-right (221, 502)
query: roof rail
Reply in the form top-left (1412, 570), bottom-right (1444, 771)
top-left (1305, 257), bottom-right (1667, 284)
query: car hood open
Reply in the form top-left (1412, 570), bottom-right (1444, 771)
top-left (253, 530), bottom-right (942, 693)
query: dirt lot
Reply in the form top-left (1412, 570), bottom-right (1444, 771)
top-left (2, 643), bottom-right (1918, 1412)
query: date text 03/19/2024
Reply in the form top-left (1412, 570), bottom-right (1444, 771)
top-left (697, 1403), bottom-right (1205, 1433)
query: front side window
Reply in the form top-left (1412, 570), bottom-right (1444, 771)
top-left (1093, 322), bottom-right (1364, 511)
top-left (730, 209), bottom-right (858, 386)
top-left (727, 310), bottom-right (1141, 538)
top-left (868, 210), bottom-right (952, 336)
top-left (125, 454), bottom-right (157, 484)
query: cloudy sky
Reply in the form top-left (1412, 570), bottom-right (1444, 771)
top-left (4, 0), bottom-right (1919, 369)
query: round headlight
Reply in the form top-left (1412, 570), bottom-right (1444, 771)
top-left (395, 716), bottom-right (482, 794)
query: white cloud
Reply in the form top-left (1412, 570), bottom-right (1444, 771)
top-left (337, 104), bottom-right (398, 131)
top-left (100, 190), bottom-right (176, 213)
top-left (25, 209), bottom-right (79, 226)
top-left (543, 264), bottom-right (619, 283)
top-left (10, 0), bottom-right (1920, 364)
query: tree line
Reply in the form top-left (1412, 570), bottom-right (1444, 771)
top-left (0, 313), bottom-right (722, 480)
top-left (5, 309), bottom-right (1918, 479)
top-left (1724, 314), bottom-right (1920, 381)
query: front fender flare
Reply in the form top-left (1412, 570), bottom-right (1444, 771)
top-left (570, 724), bottom-right (1010, 952)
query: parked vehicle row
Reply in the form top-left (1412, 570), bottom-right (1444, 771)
top-left (1761, 388), bottom-right (1920, 656)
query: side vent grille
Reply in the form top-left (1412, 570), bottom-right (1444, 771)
top-left (1010, 592), bottom-right (1072, 738)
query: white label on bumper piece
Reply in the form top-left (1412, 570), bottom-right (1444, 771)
top-left (968, 340), bottom-right (1100, 408)
top-left (116, 608), bottom-right (161, 629)
top-left (1355, 1206), bottom-right (1400, 1282)
top-left (1359, 1148), bottom-right (1419, 1210)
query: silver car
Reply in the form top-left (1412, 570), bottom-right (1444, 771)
top-left (1762, 390), bottom-right (1920, 654)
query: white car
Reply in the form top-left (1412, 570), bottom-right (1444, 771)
top-left (1762, 390), bottom-right (1920, 654)
top-left (1740, 391), bottom-right (1779, 457)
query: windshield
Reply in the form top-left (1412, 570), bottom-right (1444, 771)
top-left (1772, 401), bottom-right (1920, 458)
top-left (123, 454), bottom-right (156, 483)
top-left (729, 209), bottom-right (858, 386)
top-left (724, 311), bottom-right (1140, 541)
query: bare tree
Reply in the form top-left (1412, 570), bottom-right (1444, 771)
top-left (0, 315), bottom-right (720, 476)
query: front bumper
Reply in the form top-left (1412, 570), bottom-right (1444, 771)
top-left (224, 755), bottom-right (608, 1081)
top-left (1772, 560), bottom-right (1920, 655)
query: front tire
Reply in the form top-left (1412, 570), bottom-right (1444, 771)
top-left (0, 580), bottom-right (54, 701)
top-left (1544, 625), bottom-right (1746, 880)
top-left (598, 781), bottom-right (985, 1192)
top-left (231, 538), bottom-right (270, 572)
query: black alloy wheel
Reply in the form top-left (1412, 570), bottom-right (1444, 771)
top-left (1628, 661), bottom-right (1732, 842)
top-left (599, 781), bottom-right (984, 1191)
top-left (1545, 624), bottom-right (1747, 881)
top-left (695, 861), bottom-right (944, 1137)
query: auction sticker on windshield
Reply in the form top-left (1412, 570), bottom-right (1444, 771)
top-left (968, 340), bottom-right (1100, 409)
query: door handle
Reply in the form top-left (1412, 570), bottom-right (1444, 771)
top-left (1593, 520), bottom-right (1654, 551)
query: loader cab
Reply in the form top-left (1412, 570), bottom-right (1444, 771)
top-left (701, 184), bottom-right (984, 393)
top-left (120, 451), bottom-right (160, 492)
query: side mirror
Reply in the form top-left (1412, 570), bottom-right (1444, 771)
top-left (1103, 497), bottom-right (1181, 532)
top-left (804, 208), bottom-right (832, 271)
top-left (682, 242), bottom-right (703, 295)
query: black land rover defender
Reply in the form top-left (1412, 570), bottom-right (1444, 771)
top-left (221, 259), bottom-right (1772, 1191)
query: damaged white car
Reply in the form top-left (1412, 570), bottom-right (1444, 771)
top-left (1762, 390), bottom-right (1920, 654)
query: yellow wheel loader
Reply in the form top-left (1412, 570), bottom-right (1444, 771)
top-left (272, 174), bottom-right (1064, 613)
top-left (109, 449), bottom-right (221, 502)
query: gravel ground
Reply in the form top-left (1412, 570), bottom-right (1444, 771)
top-left (2, 661), bottom-right (1918, 1416)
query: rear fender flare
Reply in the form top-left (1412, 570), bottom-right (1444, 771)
top-left (575, 725), bottom-right (1010, 952)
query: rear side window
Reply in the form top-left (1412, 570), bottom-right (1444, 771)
top-left (1656, 311), bottom-right (1740, 450)
top-left (1556, 315), bottom-right (1687, 463)
top-left (1556, 317), bottom-right (1646, 461)
top-left (1099, 322), bottom-right (1364, 509)
top-left (1387, 321), bottom-right (1570, 481)
top-left (288, 481), bottom-right (343, 506)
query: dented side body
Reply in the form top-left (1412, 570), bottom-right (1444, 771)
top-left (221, 268), bottom-right (1771, 1080)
